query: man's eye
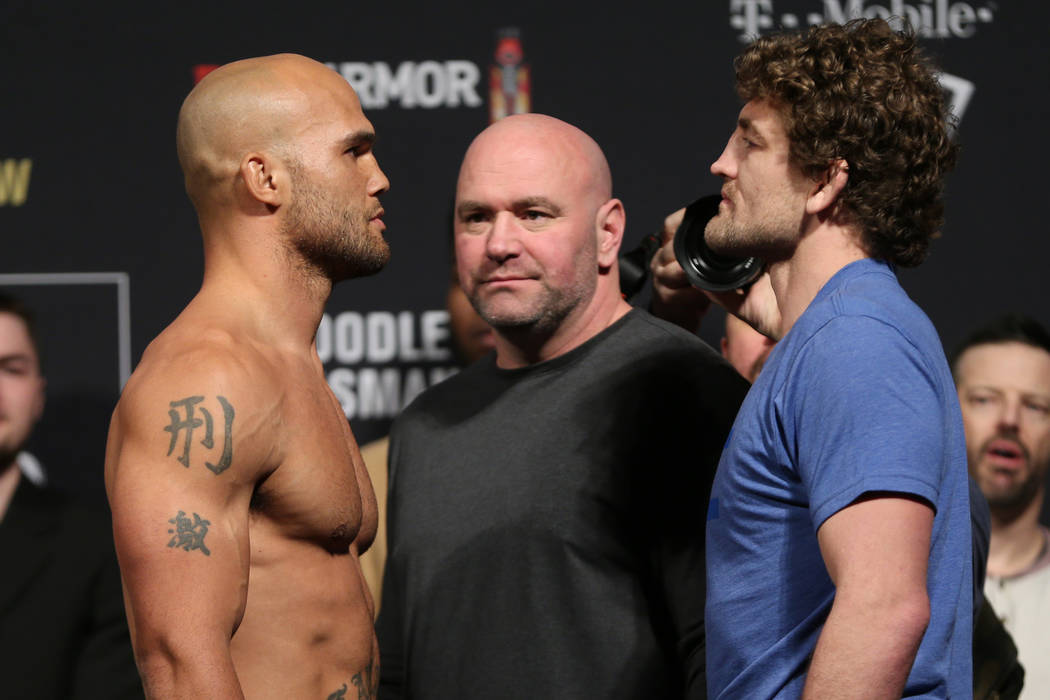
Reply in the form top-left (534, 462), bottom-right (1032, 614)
top-left (523, 210), bottom-right (549, 220)
top-left (1025, 401), bottom-right (1050, 416)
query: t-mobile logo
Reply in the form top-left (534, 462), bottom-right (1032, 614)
top-left (730, 0), bottom-right (775, 41)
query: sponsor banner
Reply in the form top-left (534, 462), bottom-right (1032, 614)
top-left (319, 309), bottom-right (459, 421)
top-left (326, 61), bottom-right (483, 110)
top-left (729, 0), bottom-right (997, 41)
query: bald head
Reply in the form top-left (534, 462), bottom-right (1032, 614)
top-left (453, 114), bottom-right (627, 358)
top-left (176, 54), bottom-right (355, 214)
top-left (459, 114), bottom-right (612, 206)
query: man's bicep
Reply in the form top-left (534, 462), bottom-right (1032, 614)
top-left (816, 494), bottom-right (934, 592)
top-left (107, 384), bottom-right (256, 652)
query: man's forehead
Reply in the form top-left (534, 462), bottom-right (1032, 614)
top-left (958, 342), bottom-right (1050, 389)
top-left (459, 144), bottom-right (585, 203)
top-left (739, 99), bottom-right (789, 140)
top-left (0, 312), bottom-right (36, 357)
top-left (296, 87), bottom-right (372, 142)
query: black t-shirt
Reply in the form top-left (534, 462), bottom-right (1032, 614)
top-left (377, 309), bottom-right (749, 700)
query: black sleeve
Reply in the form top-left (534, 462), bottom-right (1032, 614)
top-left (71, 512), bottom-right (144, 699)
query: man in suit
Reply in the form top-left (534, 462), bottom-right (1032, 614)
top-left (0, 291), bottom-right (142, 698)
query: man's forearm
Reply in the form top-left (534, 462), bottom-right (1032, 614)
top-left (802, 591), bottom-right (929, 699)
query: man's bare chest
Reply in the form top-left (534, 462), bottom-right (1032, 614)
top-left (250, 382), bottom-right (375, 553)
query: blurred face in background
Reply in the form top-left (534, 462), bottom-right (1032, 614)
top-left (0, 312), bottom-right (45, 470)
top-left (956, 341), bottom-right (1050, 514)
top-left (446, 273), bottom-right (495, 365)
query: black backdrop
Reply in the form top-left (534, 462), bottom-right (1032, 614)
top-left (3, 0), bottom-right (1048, 499)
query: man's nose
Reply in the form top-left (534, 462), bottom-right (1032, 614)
top-left (711, 140), bottom-right (736, 179)
top-left (997, 397), bottom-right (1022, 433)
top-left (485, 212), bottom-right (522, 261)
top-left (367, 156), bottom-right (390, 196)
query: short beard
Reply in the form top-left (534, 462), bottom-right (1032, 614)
top-left (983, 467), bottom-right (1044, 515)
top-left (976, 437), bottom-right (1047, 516)
top-left (468, 262), bottom-right (596, 341)
top-left (472, 282), bottom-right (577, 337)
top-left (705, 214), bottom-right (798, 261)
top-left (282, 166), bottom-right (389, 283)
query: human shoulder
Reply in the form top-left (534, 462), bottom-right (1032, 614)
top-left (123, 319), bottom-right (277, 402)
top-left (788, 310), bottom-right (938, 391)
top-left (604, 309), bottom-right (745, 391)
top-left (111, 323), bottom-right (279, 483)
top-left (621, 308), bottom-right (725, 357)
top-left (807, 260), bottom-right (939, 352)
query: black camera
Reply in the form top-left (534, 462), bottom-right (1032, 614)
top-left (672, 194), bottom-right (763, 292)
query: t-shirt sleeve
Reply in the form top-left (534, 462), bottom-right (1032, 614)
top-left (784, 314), bottom-right (944, 531)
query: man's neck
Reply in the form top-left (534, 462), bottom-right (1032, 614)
top-left (198, 224), bottom-right (334, 352)
top-left (493, 285), bottom-right (632, 369)
top-left (0, 461), bottom-right (22, 523)
top-left (768, 221), bottom-right (869, 337)
top-left (988, 490), bottom-right (1047, 578)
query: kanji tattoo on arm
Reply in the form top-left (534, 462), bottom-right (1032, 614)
top-left (166, 510), bottom-right (212, 555)
top-left (163, 395), bottom-right (235, 474)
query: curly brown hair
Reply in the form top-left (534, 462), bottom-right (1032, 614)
top-left (734, 19), bottom-right (958, 267)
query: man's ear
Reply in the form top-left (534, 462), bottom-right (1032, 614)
top-left (805, 159), bottom-right (849, 216)
top-left (595, 198), bottom-right (626, 269)
top-left (240, 152), bottom-right (288, 208)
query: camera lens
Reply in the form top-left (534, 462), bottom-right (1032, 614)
top-left (673, 194), bottom-right (763, 292)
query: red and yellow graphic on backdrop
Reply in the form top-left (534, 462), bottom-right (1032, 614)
top-left (489, 28), bottom-right (530, 123)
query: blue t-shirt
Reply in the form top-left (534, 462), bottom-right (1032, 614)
top-left (706, 259), bottom-right (972, 698)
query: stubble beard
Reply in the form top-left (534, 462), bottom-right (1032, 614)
top-left (283, 175), bottom-right (389, 283)
top-left (976, 449), bottom-right (1046, 516)
top-left (704, 196), bottom-right (803, 261)
top-left (468, 261), bottom-right (597, 341)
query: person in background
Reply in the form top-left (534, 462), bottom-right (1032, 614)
top-left (954, 314), bottom-right (1050, 699)
top-left (0, 291), bottom-right (141, 699)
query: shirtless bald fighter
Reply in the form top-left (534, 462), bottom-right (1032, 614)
top-left (105, 54), bottom-right (389, 699)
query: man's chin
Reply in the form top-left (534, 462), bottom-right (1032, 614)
top-left (331, 242), bottom-right (390, 281)
top-left (981, 478), bottom-right (1040, 513)
top-left (704, 220), bottom-right (750, 258)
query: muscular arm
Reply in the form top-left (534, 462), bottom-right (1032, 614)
top-left (105, 352), bottom-right (273, 698)
top-left (803, 495), bottom-right (933, 699)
